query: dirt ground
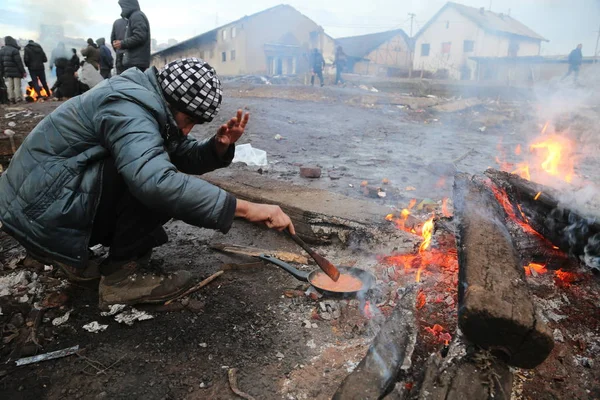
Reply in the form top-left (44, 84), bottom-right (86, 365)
top-left (0, 80), bottom-right (599, 399)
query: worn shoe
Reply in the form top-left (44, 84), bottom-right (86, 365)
top-left (27, 250), bottom-right (101, 282)
top-left (98, 259), bottom-right (193, 310)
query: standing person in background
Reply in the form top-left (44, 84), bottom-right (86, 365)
top-left (96, 38), bottom-right (114, 79)
top-left (51, 66), bottom-right (79, 100)
top-left (70, 48), bottom-right (80, 69)
top-left (50, 42), bottom-right (70, 79)
top-left (113, 0), bottom-right (151, 72)
top-left (0, 36), bottom-right (26, 104)
top-left (81, 38), bottom-right (100, 70)
top-left (111, 17), bottom-right (127, 75)
top-left (24, 40), bottom-right (51, 97)
top-left (309, 48), bottom-right (325, 87)
top-left (334, 46), bottom-right (347, 85)
top-left (562, 44), bottom-right (583, 83)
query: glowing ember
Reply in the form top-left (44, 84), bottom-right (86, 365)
top-left (490, 185), bottom-right (542, 238)
top-left (425, 324), bottom-right (452, 345)
top-left (534, 192), bottom-right (542, 201)
top-left (363, 300), bottom-right (374, 319)
top-left (386, 199), bottom-right (417, 233)
top-left (524, 262), bottom-right (548, 276)
top-left (554, 269), bottom-right (580, 287)
top-left (416, 291), bottom-right (426, 309)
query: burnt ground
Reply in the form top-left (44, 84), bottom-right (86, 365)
top-left (1, 80), bottom-right (599, 399)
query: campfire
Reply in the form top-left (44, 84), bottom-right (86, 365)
top-left (25, 80), bottom-right (51, 103)
top-left (334, 121), bottom-right (598, 399)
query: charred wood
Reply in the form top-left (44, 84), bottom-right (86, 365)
top-left (333, 286), bottom-right (418, 400)
top-left (453, 173), bottom-right (553, 369)
top-left (418, 337), bottom-right (513, 400)
top-left (485, 169), bottom-right (600, 270)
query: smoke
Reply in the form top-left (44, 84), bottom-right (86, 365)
top-left (22, 0), bottom-right (93, 37)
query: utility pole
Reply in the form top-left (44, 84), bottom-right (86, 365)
top-left (408, 13), bottom-right (416, 37)
top-left (408, 13), bottom-right (416, 78)
top-left (595, 23), bottom-right (600, 63)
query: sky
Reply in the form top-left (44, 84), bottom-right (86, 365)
top-left (0, 0), bottom-right (599, 55)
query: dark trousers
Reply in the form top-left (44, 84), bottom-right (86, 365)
top-left (90, 158), bottom-right (170, 261)
top-left (100, 69), bottom-right (111, 79)
top-left (29, 70), bottom-right (51, 96)
top-left (55, 67), bottom-right (65, 81)
top-left (311, 67), bottom-right (324, 86)
top-left (562, 65), bottom-right (580, 82)
top-left (335, 65), bottom-right (344, 85)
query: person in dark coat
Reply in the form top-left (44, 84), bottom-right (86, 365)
top-left (0, 58), bottom-right (294, 309)
top-left (113, 0), bottom-right (151, 72)
top-left (111, 17), bottom-right (127, 75)
top-left (96, 38), bottom-right (114, 79)
top-left (50, 66), bottom-right (79, 99)
top-left (24, 40), bottom-right (51, 97)
top-left (563, 44), bottom-right (583, 82)
top-left (70, 48), bottom-right (80, 69)
top-left (81, 38), bottom-right (101, 70)
top-left (0, 36), bottom-right (27, 103)
top-left (50, 42), bottom-right (70, 79)
top-left (334, 46), bottom-right (347, 85)
top-left (309, 48), bottom-right (325, 87)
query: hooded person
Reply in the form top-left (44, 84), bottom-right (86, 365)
top-left (110, 17), bottom-right (127, 75)
top-left (24, 40), bottom-right (51, 97)
top-left (0, 58), bottom-right (294, 309)
top-left (0, 36), bottom-right (27, 103)
top-left (81, 38), bottom-right (101, 70)
top-left (50, 42), bottom-right (70, 79)
top-left (113, 0), bottom-right (151, 72)
top-left (51, 66), bottom-right (79, 99)
top-left (70, 48), bottom-right (80, 69)
top-left (96, 38), bottom-right (114, 79)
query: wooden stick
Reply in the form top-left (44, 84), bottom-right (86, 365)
top-left (164, 271), bottom-right (224, 305)
top-left (228, 368), bottom-right (256, 400)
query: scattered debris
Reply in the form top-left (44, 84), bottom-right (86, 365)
top-left (15, 345), bottom-right (80, 366)
top-left (276, 352), bottom-right (285, 359)
top-left (553, 329), bottom-right (565, 343)
top-left (3, 129), bottom-right (15, 136)
top-left (228, 368), bottom-right (256, 400)
top-left (232, 144), bottom-right (268, 166)
top-left (274, 134), bottom-right (283, 141)
top-left (478, 126), bottom-right (487, 132)
top-left (100, 304), bottom-right (126, 317)
top-left (8, 122), bottom-right (16, 128)
top-left (382, 178), bottom-right (390, 185)
top-left (52, 310), bottom-right (71, 326)
top-left (307, 339), bottom-right (316, 349)
top-left (114, 308), bottom-right (154, 326)
top-left (83, 321), bottom-right (109, 333)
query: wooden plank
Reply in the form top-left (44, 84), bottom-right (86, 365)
top-left (211, 243), bottom-right (309, 265)
top-left (203, 169), bottom-right (395, 244)
top-left (332, 286), bottom-right (417, 400)
top-left (453, 173), bottom-right (553, 369)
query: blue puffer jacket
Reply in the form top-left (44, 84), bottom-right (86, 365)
top-left (0, 67), bottom-right (236, 267)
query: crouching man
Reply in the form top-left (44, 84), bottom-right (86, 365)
top-left (0, 58), bottom-right (294, 309)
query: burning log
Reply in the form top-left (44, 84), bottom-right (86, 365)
top-left (333, 286), bottom-right (417, 400)
top-left (418, 337), bottom-right (513, 400)
top-left (485, 168), bottom-right (600, 269)
top-left (453, 173), bottom-right (553, 369)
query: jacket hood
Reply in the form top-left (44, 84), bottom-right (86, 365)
top-left (96, 38), bottom-right (106, 46)
top-left (26, 42), bottom-right (44, 52)
top-left (119, 0), bottom-right (140, 18)
top-left (4, 36), bottom-right (20, 50)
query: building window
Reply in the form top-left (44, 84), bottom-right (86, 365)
top-left (441, 42), bottom-right (451, 54)
top-left (463, 40), bottom-right (475, 52)
top-left (421, 43), bottom-right (430, 57)
top-left (231, 50), bottom-right (236, 61)
top-left (222, 52), bottom-right (227, 62)
top-left (231, 27), bottom-right (237, 38)
top-left (210, 50), bottom-right (215, 59)
top-left (222, 30), bottom-right (227, 41)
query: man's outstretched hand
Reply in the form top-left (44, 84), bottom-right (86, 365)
top-left (235, 200), bottom-right (296, 235)
top-left (215, 109), bottom-right (250, 156)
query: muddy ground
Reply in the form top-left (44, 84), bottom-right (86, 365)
top-left (0, 80), bottom-right (599, 399)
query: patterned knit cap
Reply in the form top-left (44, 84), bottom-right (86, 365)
top-left (158, 58), bottom-right (222, 123)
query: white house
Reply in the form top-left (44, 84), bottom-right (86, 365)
top-left (413, 2), bottom-right (547, 80)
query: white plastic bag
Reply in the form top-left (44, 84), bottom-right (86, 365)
top-left (232, 144), bottom-right (268, 166)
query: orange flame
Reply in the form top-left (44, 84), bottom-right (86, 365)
top-left (26, 84), bottom-right (50, 102)
top-left (524, 262), bottom-right (547, 276)
top-left (386, 199), bottom-right (417, 233)
top-left (442, 198), bottom-right (451, 217)
top-left (425, 324), bottom-right (452, 345)
top-left (363, 301), bottom-right (373, 319)
top-left (491, 185), bottom-right (542, 238)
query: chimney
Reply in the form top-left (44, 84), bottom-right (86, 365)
top-left (479, 7), bottom-right (485, 15)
